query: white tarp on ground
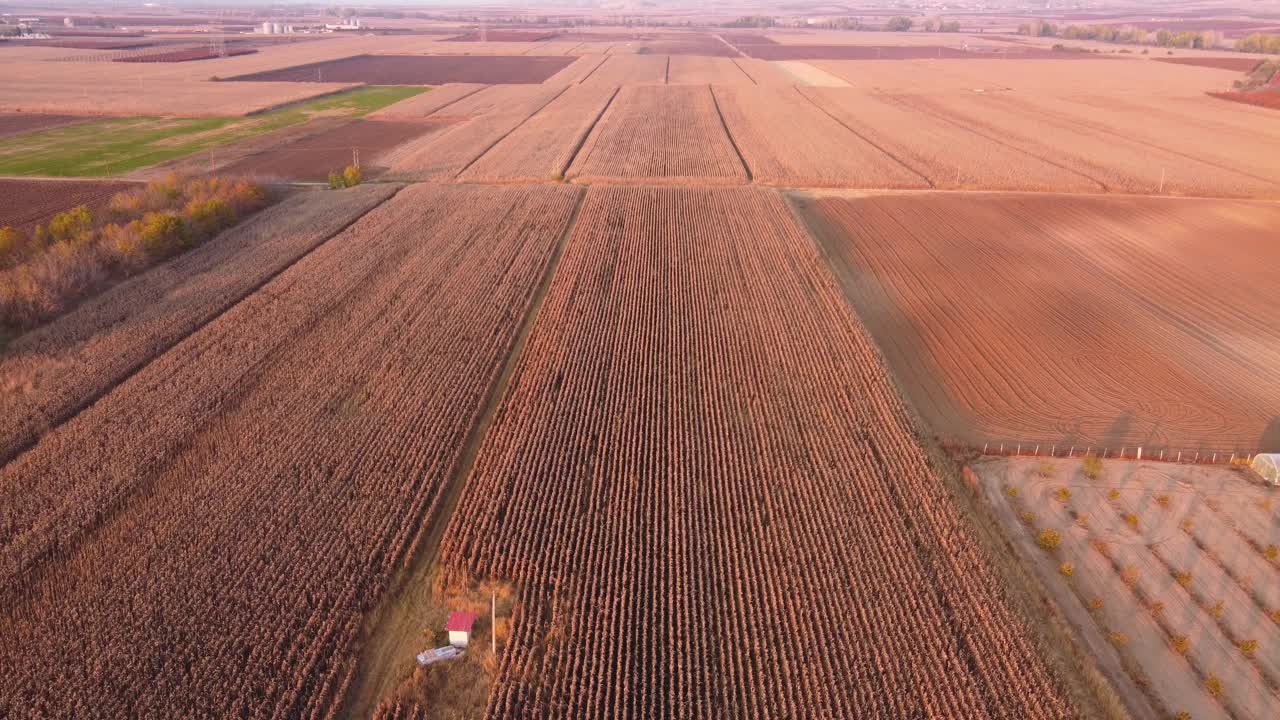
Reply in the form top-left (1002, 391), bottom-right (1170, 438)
top-left (1252, 454), bottom-right (1280, 485)
top-left (416, 646), bottom-right (464, 667)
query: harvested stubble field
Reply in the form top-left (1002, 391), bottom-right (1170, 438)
top-left (978, 457), bottom-right (1280, 720)
top-left (798, 88), bottom-right (1104, 192)
top-left (228, 54), bottom-right (576, 85)
top-left (885, 92), bottom-right (1280, 197)
top-left (0, 184), bottom-right (398, 465)
top-left (711, 86), bottom-right (926, 188)
top-left (460, 83), bottom-right (618, 183)
top-left (0, 183), bottom-right (582, 717)
top-left (567, 85), bottom-right (748, 185)
top-left (388, 84), bottom-right (568, 180)
top-left (665, 56), bottom-right (757, 85)
top-left (0, 179), bottom-right (133, 232)
top-left (797, 192), bottom-right (1280, 453)
top-left (220, 119), bottom-right (449, 181)
top-left (368, 83), bottom-right (484, 120)
top-left (420, 185), bottom-right (1075, 719)
top-left (576, 53), bottom-right (669, 86)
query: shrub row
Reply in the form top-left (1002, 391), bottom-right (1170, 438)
top-left (0, 175), bottom-right (270, 331)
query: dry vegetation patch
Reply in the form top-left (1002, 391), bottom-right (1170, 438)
top-left (431, 185), bottom-right (1075, 718)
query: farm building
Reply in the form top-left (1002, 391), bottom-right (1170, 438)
top-left (446, 611), bottom-right (477, 648)
top-left (1253, 453), bottom-right (1280, 485)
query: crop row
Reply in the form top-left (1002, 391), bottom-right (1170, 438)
top-left (431, 186), bottom-right (1074, 718)
top-left (0, 184), bottom-right (581, 717)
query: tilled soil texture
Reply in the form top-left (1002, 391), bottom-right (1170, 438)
top-left (798, 192), bottom-right (1280, 454)
top-left (0, 184), bottom-right (399, 466)
top-left (424, 185), bottom-right (1077, 720)
top-left (1154, 56), bottom-right (1265, 72)
top-left (220, 119), bottom-right (451, 182)
top-left (1211, 90), bottom-right (1280, 111)
top-left (0, 113), bottom-right (91, 140)
top-left (567, 85), bottom-right (748, 184)
top-left (0, 179), bottom-right (132, 232)
top-left (978, 457), bottom-right (1280, 720)
top-left (227, 54), bottom-right (577, 85)
top-left (0, 183), bottom-right (582, 718)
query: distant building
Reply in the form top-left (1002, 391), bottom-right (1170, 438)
top-left (1252, 454), bottom-right (1279, 485)
top-left (63, 17), bottom-right (74, 28)
top-left (446, 611), bottom-right (478, 648)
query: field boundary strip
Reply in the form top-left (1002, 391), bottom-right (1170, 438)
top-left (557, 86), bottom-right (621, 178)
top-left (792, 86), bottom-right (934, 188)
top-left (708, 85), bottom-right (754, 182)
top-left (339, 185), bottom-right (587, 719)
top-left (0, 185), bottom-right (406, 471)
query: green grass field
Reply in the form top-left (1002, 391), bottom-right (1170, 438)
top-left (0, 86), bottom-right (426, 177)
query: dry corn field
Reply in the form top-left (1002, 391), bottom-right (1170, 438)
top-left (0, 184), bottom-right (399, 467)
top-left (0, 184), bottom-right (580, 717)
top-left (979, 457), bottom-right (1280, 720)
top-left (567, 85), bottom-right (748, 185)
top-left (796, 192), bottom-right (1280, 453)
top-left (422, 186), bottom-right (1075, 719)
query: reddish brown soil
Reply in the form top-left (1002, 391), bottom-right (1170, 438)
top-left (228, 54), bottom-right (576, 85)
top-left (800, 192), bottom-right (1280, 454)
top-left (116, 47), bottom-right (257, 63)
top-left (1210, 89), bottom-right (1280, 110)
top-left (0, 179), bottom-right (132, 232)
top-left (428, 185), bottom-right (1075, 719)
top-left (220, 119), bottom-right (451, 181)
top-left (1156, 56), bottom-right (1263, 72)
top-left (0, 113), bottom-right (89, 139)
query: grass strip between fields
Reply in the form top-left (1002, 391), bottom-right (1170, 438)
top-left (0, 86), bottom-right (427, 178)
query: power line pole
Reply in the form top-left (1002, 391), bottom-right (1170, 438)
top-left (491, 592), bottom-right (496, 655)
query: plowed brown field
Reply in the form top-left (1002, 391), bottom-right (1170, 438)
top-left (421, 185), bottom-right (1075, 719)
top-left (797, 192), bottom-right (1280, 454)
top-left (220, 120), bottom-right (448, 181)
top-left (567, 85), bottom-right (747, 184)
top-left (0, 179), bottom-right (133, 232)
top-left (0, 183), bottom-right (581, 717)
top-left (0, 113), bottom-right (89, 139)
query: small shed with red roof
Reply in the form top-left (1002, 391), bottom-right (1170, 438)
top-left (446, 611), bottom-right (478, 648)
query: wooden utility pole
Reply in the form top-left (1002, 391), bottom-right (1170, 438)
top-left (491, 592), bottom-right (497, 654)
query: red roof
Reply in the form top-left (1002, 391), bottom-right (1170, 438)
top-left (446, 611), bottom-right (478, 633)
